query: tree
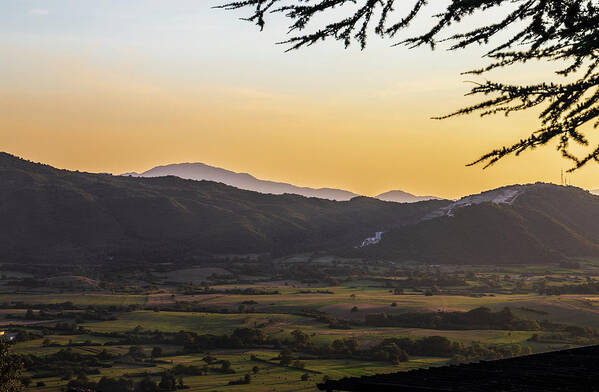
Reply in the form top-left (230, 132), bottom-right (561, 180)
top-left (96, 377), bottom-right (134, 392)
top-left (0, 340), bottom-right (23, 392)
top-left (388, 344), bottom-right (410, 364)
top-left (128, 346), bottom-right (146, 359)
top-left (220, 1), bottom-right (599, 171)
top-left (151, 347), bottom-right (163, 358)
top-left (134, 376), bottom-right (159, 392)
top-left (221, 359), bottom-right (232, 372)
top-left (159, 372), bottom-right (177, 391)
top-left (232, 327), bottom-right (266, 345)
top-left (291, 329), bottom-right (311, 348)
top-left (279, 349), bottom-right (293, 366)
top-left (292, 360), bottom-right (306, 369)
top-left (344, 337), bottom-right (359, 354)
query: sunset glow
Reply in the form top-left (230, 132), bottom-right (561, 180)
top-left (3, 1), bottom-right (598, 199)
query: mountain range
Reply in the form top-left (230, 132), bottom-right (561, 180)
top-left (0, 153), bottom-right (446, 263)
top-left (4, 152), bottom-right (599, 266)
top-left (123, 162), bottom-right (440, 203)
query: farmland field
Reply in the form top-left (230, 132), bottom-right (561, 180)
top-left (3, 257), bottom-right (599, 391)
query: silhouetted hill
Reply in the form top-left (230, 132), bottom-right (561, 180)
top-left (376, 190), bottom-right (442, 203)
top-left (363, 183), bottom-right (599, 264)
top-left (124, 162), bottom-right (360, 201)
top-left (0, 153), bottom-right (448, 264)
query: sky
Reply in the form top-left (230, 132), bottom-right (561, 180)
top-left (2, 0), bottom-right (598, 199)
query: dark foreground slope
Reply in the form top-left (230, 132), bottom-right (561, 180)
top-left (365, 183), bottom-right (599, 264)
top-left (0, 153), bottom-right (448, 263)
top-left (319, 344), bottom-right (599, 392)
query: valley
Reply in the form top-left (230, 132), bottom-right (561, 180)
top-left (4, 2), bottom-right (599, 391)
top-left (4, 153), bottom-right (599, 391)
top-left (4, 256), bottom-right (599, 391)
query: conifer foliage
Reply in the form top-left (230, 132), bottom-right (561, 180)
top-left (0, 340), bottom-right (23, 392)
top-left (219, 0), bottom-right (599, 170)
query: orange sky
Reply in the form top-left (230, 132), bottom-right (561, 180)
top-left (2, 2), bottom-right (598, 199)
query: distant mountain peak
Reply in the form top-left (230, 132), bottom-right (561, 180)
top-left (376, 190), bottom-right (442, 204)
top-left (123, 161), bottom-right (359, 201)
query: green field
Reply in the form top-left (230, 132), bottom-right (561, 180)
top-left (81, 311), bottom-right (315, 334)
top-left (4, 259), bottom-right (599, 391)
top-left (1, 293), bottom-right (147, 306)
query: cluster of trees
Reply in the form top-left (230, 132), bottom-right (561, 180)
top-left (293, 309), bottom-right (352, 330)
top-left (274, 332), bottom-right (532, 366)
top-left (0, 301), bottom-right (78, 310)
top-left (174, 327), bottom-right (269, 352)
top-left (365, 307), bottom-right (541, 331)
top-left (450, 342), bottom-right (533, 363)
top-left (529, 321), bottom-right (599, 345)
top-left (370, 342), bottom-right (410, 364)
top-left (319, 338), bottom-right (360, 357)
top-left (228, 374), bottom-right (251, 385)
top-left (171, 364), bottom-right (208, 376)
top-left (17, 345), bottom-right (245, 391)
top-left (381, 274), bottom-right (467, 289)
top-left (67, 374), bottom-right (186, 392)
top-left (297, 290), bottom-right (335, 294)
top-left (371, 336), bottom-right (531, 364)
top-left (538, 281), bottom-right (599, 295)
top-left (182, 287), bottom-right (280, 296)
top-left (372, 336), bottom-right (462, 359)
top-left (20, 308), bottom-right (116, 323)
top-left (20, 348), bottom-right (116, 380)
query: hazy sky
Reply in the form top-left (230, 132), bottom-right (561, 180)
top-left (2, 0), bottom-right (598, 199)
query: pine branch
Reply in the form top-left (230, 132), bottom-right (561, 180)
top-left (218, 0), bottom-right (599, 170)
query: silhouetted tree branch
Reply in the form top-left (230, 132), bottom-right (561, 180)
top-left (218, 0), bottom-right (599, 171)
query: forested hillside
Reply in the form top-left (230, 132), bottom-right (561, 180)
top-left (0, 153), bottom-right (447, 263)
top-left (365, 184), bottom-right (599, 264)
